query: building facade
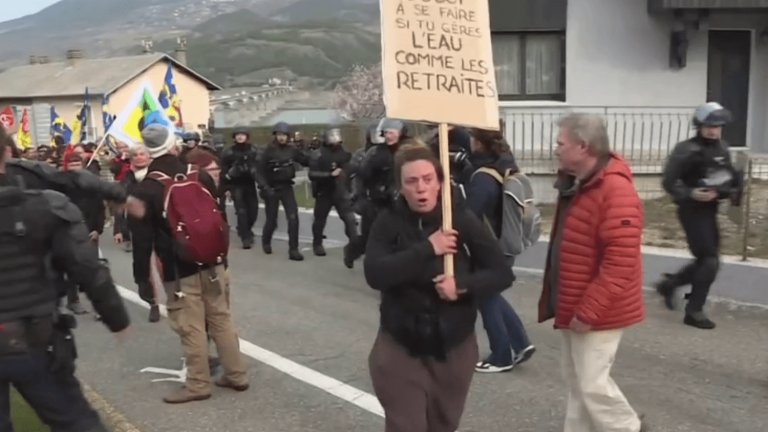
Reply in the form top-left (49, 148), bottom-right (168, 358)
top-left (489, 0), bottom-right (768, 174)
top-left (0, 51), bottom-right (220, 146)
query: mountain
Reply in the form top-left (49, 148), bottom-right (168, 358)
top-left (0, 0), bottom-right (382, 87)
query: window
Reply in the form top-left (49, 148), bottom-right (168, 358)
top-left (491, 32), bottom-right (565, 101)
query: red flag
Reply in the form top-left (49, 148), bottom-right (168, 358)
top-left (0, 107), bottom-right (15, 129)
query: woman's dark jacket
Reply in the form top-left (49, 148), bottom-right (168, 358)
top-left (364, 197), bottom-right (514, 361)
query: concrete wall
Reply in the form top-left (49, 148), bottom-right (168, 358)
top-left (497, 0), bottom-right (768, 170)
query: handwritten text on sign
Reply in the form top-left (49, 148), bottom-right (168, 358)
top-left (381, 0), bottom-right (499, 130)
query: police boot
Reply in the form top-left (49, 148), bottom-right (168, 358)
top-left (313, 240), bottom-right (326, 257)
top-left (683, 311), bottom-right (716, 330)
top-left (654, 273), bottom-right (678, 311)
top-left (289, 249), bottom-right (304, 261)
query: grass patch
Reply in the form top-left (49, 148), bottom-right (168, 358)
top-left (538, 184), bottom-right (768, 259)
top-left (11, 388), bottom-right (49, 432)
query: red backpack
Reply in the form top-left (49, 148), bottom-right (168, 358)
top-left (147, 165), bottom-right (229, 265)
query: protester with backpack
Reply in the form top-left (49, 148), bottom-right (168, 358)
top-left (465, 128), bottom-right (537, 373)
top-left (132, 124), bottom-right (249, 404)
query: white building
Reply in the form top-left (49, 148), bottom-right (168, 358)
top-left (489, 0), bottom-right (768, 175)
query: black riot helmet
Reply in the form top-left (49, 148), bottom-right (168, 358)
top-left (366, 120), bottom-right (385, 147)
top-left (232, 126), bottom-right (250, 140)
top-left (325, 127), bottom-right (343, 146)
top-left (693, 102), bottom-right (732, 128)
top-left (273, 122), bottom-right (291, 136)
top-left (183, 131), bottom-right (201, 143)
top-left (212, 134), bottom-right (226, 151)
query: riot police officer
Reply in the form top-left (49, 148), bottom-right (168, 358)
top-left (258, 121), bottom-right (309, 261)
top-left (656, 102), bottom-right (742, 330)
top-left (347, 120), bottom-right (383, 207)
top-left (220, 126), bottom-right (261, 249)
top-left (344, 119), bottom-right (408, 267)
top-left (179, 131), bottom-right (201, 164)
top-left (211, 134), bottom-right (226, 156)
top-left (0, 129), bottom-right (131, 432)
top-left (308, 126), bottom-right (359, 259)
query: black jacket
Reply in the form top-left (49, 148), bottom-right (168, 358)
top-left (220, 142), bottom-right (261, 190)
top-left (62, 171), bottom-right (106, 234)
top-left (364, 197), bottom-right (513, 360)
top-left (6, 159), bottom-right (127, 203)
top-left (0, 182), bottom-right (129, 332)
top-left (359, 144), bottom-right (398, 205)
top-left (258, 141), bottom-right (309, 189)
top-left (308, 144), bottom-right (352, 194)
top-left (662, 136), bottom-right (741, 207)
top-left (132, 155), bottom-right (222, 283)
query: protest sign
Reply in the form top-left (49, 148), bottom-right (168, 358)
top-left (380, 0), bottom-right (500, 130)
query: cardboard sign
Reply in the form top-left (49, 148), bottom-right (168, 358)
top-left (380, 0), bottom-right (500, 130)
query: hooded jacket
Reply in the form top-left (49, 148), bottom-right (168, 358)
top-left (464, 153), bottom-right (518, 237)
top-left (538, 153), bottom-right (645, 330)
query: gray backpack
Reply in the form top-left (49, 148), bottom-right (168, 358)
top-left (472, 167), bottom-right (542, 257)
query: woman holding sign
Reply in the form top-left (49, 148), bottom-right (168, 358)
top-left (364, 141), bottom-right (512, 432)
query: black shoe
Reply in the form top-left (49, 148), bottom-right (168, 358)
top-left (514, 345), bottom-right (536, 366)
top-left (654, 273), bottom-right (678, 311)
top-left (149, 305), bottom-right (161, 323)
top-left (242, 237), bottom-right (253, 250)
top-left (343, 245), bottom-right (354, 269)
top-left (289, 249), bottom-right (304, 261)
top-left (684, 313), bottom-right (716, 330)
top-left (313, 244), bottom-right (326, 257)
top-left (262, 244), bottom-right (272, 255)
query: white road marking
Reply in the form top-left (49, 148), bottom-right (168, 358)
top-left (116, 286), bottom-right (385, 418)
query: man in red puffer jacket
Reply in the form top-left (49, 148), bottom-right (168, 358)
top-left (539, 113), bottom-right (648, 432)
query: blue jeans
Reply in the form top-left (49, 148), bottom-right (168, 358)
top-left (0, 351), bottom-right (106, 432)
top-left (478, 293), bottom-right (531, 366)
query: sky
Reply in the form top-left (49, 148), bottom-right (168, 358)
top-left (1, 0), bottom-right (59, 22)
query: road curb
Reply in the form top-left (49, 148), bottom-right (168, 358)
top-left (81, 381), bottom-right (142, 432)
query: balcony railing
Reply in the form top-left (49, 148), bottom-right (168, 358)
top-left (500, 106), bottom-right (707, 174)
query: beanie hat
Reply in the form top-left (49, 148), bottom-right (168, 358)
top-left (142, 124), bottom-right (175, 158)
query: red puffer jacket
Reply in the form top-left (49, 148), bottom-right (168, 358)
top-left (538, 154), bottom-right (646, 330)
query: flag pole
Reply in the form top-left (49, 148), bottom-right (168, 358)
top-left (86, 133), bottom-right (109, 168)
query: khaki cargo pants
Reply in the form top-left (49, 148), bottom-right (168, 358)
top-left (164, 265), bottom-right (247, 395)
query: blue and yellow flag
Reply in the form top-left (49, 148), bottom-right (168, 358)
top-left (107, 81), bottom-right (172, 146)
top-left (102, 94), bottom-right (117, 153)
top-left (50, 106), bottom-right (72, 145)
top-left (158, 64), bottom-right (183, 128)
top-left (70, 87), bottom-right (89, 145)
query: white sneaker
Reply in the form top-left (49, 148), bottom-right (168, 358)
top-left (514, 345), bottom-right (536, 365)
top-left (475, 360), bottom-right (514, 373)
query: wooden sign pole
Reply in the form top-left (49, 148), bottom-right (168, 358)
top-left (438, 122), bottom-right (454, 277)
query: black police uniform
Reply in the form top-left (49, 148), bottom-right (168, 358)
top-left (221, 128), bottom-right (261, 248)
top-left (0, 183), bottom-right (129, 432)
top-left (308, 138), bottom-right (359, 258)
top-left (257, 124), bottom-right (309, 260)
top-left (658, 105), bottom-right (742, 329)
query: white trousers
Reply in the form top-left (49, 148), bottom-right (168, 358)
top-left (560, 330), bottom-right (641, 432)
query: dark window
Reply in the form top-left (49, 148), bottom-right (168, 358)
top-left (491, 32), bottom-right (566, 101)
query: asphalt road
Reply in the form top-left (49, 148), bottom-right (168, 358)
top-left (243, 205), bottom-right (768, 307)
top-left (68, 224), bottom-right (768, 432)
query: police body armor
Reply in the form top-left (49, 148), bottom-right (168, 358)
top-left (0, 187), bottom-right (59, 322)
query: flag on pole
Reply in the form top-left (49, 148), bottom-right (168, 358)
top-left (106, 81), bottom-right (172, 146)
top-left (102, 94), bottom-right (117, 154)
top-left (50, 106), bottom-right (72, 146)
top-left (158, 64), bottom-right (183, 128)
top-left (70, 87), bottom-right (90, 145)
top-left (17, 109), bottom-right (32, 150)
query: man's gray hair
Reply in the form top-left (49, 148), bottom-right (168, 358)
top-left (129, 144), bottom-right (148, 158)
top-left (557, 113), bottom-right (611, 156)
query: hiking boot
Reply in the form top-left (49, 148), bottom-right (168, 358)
top-left (214, 376), bottom-right (250, 392)
top-left (162, 388), bottom-right (211, 404)
top-left (684, 312), bottom-right (716, 330)
top-left (514, 345), bottom-right (536, 366)
top-left (242, 237), bottom-right (253, 250)
top-left (654, 273), bottom-right (678, 311)
top-left (262, 243), bottom-right (272, 255)
top-left (67, 301), bottom-right (88, 315)
top-left (289, 249), bottom-right (304, 261)
top-left (313, 244), bottom-right (326, 257)
top-left (149, 305), bottom-right (160, 323)
top-left (343, 245), bottom-right (354, 269)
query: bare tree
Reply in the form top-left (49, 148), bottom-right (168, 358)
top-left (333, 62), bottom-right (385, 121)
